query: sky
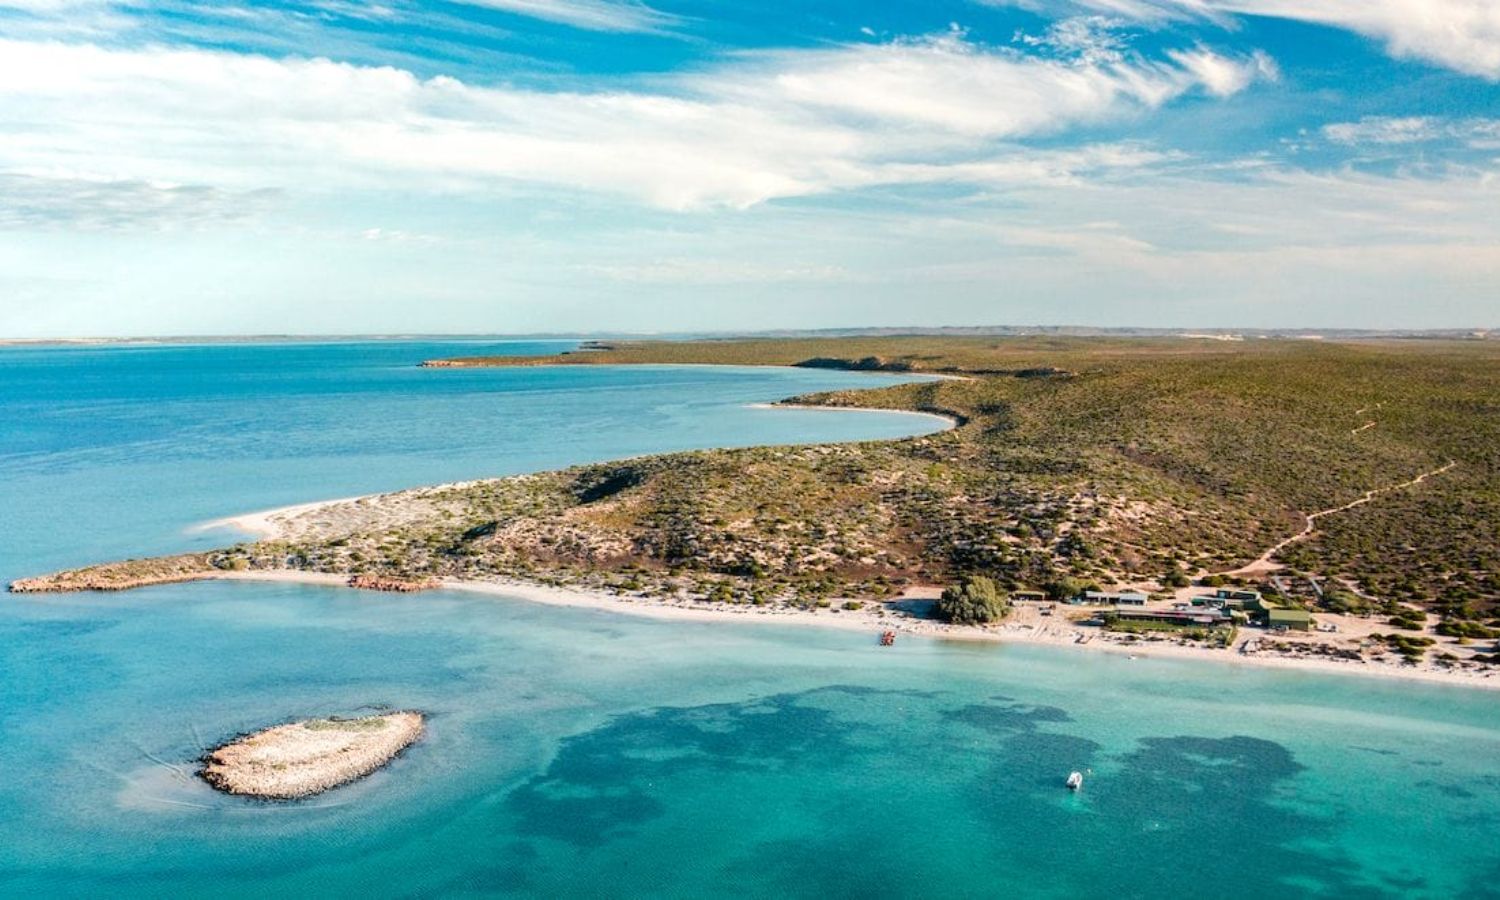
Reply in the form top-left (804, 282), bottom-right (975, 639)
top-left (0, 0), bottom-right (1497, 336)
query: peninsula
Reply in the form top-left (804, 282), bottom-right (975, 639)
top-left (11, 336), bottom-right (1500, 685)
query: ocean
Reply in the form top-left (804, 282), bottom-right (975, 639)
top-left (1, 341), bottom-right (1496, 898)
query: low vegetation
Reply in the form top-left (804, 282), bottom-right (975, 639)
top-left (1101, 613), bottom-right (1237, 647)
top-left (15, 336), bottom-right (1500, 627)
top-left (1372, 632), bottom-right (1438, 663)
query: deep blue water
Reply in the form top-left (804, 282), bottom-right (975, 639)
top-left (1, 342), bottom-right (1497, 899)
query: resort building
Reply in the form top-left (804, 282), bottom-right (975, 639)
top-left (1109, 608), bottom-right (1232, 627)
top-left (1192, 588), bottom-right (1266, 611)
top-left (1082, 590), bottom-right (1150, 606)
top-left (1267, 608), bottom-right (1313, 632)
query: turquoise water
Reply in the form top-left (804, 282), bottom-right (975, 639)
top-left (2, 343), bottom-right (1497, 898)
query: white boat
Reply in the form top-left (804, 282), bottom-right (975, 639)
top-left (1066, 771), bottom-right (1084, 791)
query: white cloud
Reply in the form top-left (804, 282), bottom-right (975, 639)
top-left (3, 160), bottom-right (1496, 335)
top-left (1234, 0), bottom-right (1500, 79)
top-left (997, 0), bottom-right (1500, 78)
top-left (1014, 16), bottom-right (1132, 65)
top-left (0, 0), bottom-right (138, 40)
top-left (837, 164), bottom-right (1500, 326)
top-left (1324, 116), bottom-right (1443, 145)
top-left (447, 0), bottom-right (676, 32)
top-left (0, 172), bottom-right (275, 230)
top-left (1324, 116), bottom-right (1500, 147)
top-left (751, 35), bottom-right (1262, 139)
top-left (578, 259), bottom-right (856, 284)
top-left (0, 0), bottom-right (112, 8)
top-left (360, 226), bottom-right (440, 243)
top-left (0, 35), bottom-right (1266, 211)
top-left (1166, 46), bottom-right (1277, 95)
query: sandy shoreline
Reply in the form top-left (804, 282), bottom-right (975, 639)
top-left (196, 496), bottom-right (373, 540)
top-left (206, 570), bottom-right (1500, 693)
top-left (746, 402), bottom-right (961, 428)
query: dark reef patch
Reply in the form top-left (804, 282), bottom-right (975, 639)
top-left (502, 686), bottom-right (900, 848)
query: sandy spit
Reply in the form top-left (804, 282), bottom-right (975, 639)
top-left (745, 402), bottom-right (961, 429)
top-left (195, 496), bottom-right (372, 540)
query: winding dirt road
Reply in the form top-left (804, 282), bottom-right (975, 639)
top-left (1226, 402), bottom-right (1455, 576)
top-left (1229, 459), bottom-right (1456, 576)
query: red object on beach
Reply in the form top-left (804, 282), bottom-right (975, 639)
top-left (880, 630), bottom-right (896, 646)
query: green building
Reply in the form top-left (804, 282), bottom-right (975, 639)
top-left (1267, 608), bottom-right (1313, 632)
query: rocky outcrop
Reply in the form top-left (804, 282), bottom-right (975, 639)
top-left (347, 574), bottom-right (439, 592)
top-left (200, 712), bottom-right (425, 800)
top-left (7, 554), bottom-right (216, 593)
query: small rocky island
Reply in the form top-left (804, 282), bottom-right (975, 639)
top-left (200, 712), bottom-right (424, 800)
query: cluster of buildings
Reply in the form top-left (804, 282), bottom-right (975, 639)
top-left (1020, 586), bottom-right (1314, 632)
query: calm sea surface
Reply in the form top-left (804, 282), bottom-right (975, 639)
top-left (0, 341), bottom-right (1496, 899)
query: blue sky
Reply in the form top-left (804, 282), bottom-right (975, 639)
top-left (1, 0), bottom-right (1497, 336)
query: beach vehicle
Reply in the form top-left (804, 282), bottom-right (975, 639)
top-left (1066, 771), bottom-right (1084, 791)
top-left (880, 630), bottom-right (896, 646)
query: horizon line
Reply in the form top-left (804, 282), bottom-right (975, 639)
top-left (2, 325), bottom-right (1496, 345)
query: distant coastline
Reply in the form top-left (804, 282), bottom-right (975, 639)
top-left (3, 325), bottom-right (1493, 348)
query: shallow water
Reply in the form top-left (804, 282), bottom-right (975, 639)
top-left (0, 341), bottom-right (942, 576)
top-left (1, 342), bottom-right (1497, 898)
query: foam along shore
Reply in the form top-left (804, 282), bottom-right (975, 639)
top-left (200, 712), bottom-right (424, 800)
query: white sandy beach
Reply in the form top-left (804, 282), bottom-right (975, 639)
top-left (197, 496), bottom-right (375, 540)
top-left (745, 402), bottom-right (961, 427)
top-left (207, 569), bottom-right (1500, 692)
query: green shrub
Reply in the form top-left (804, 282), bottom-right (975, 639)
top-left (936, 575), bottom-right (1010, 625)
top-left (1375, 632), bottom-right (1435, 661)
top-left (1043, 576), bottom-right (1086, 602)
top-left (1437, 620), bottom-right (1500, 639)
top-left (1322, 589), bottom-right (1370, 615)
